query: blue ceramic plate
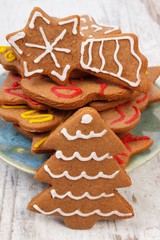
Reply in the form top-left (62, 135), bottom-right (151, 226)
top-left (0, 74), bottom-right (160, 174)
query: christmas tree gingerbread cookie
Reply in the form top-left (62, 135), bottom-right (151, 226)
top-left (6, 7), bottom-right (149, 92)
top-left (28, 107), bottom-right (134, 229)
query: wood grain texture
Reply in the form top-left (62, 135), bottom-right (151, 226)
top-left (0, 0), bottom-right (160, 239)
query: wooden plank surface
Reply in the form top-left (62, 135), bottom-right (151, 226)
top-left (0, 0), bottom-right (160, 239)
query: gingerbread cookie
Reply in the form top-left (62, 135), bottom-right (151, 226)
top-left (0, 72), bottom-right (49, 110)
top-left (80, 15), bottom-right (121, 37)
top-left (89, 91), bottom-right (139, 112)
top-left (148, 84), bottom-right (160, 105)
top-left (0, 104), bottom-right (64, 132)
top-left (0, 46), bottom-right (21, 73)
top-left (146, 66), bottom-right (160, 84)
top-left (31, 110), bottom-right (74, 154)
top-left (7, 7), bottom-right (149, 92)
top-left (13, 124), bottom-right (34, 139)
top-left (0, 46), bottom-right (90, 79)
top-left (100, 103), bottom-right (141, 133)
top-left (28, 107), bottom-right (133, 229)
top-left (89, 66), bottom-right (160, 111)
top-left (21, 75), bottom-right (136, 110)
top-left (119, 133), bottom-right (153, 157)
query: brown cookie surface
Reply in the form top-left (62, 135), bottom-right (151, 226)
top-left (7, 7), bottom-right (149, 92)
top-left (0, 105), bottom-right (64, 132)
top-left (28, 107), bottom-right (133, 229)
top-left (0, 46), bottom-right (21, 73)
top-left (89, 66), bottom-right (160, 111)
top-left (80, 15), bottom-right (121, 37)
top-left (21, 75), bottom-right (135, 110)
top-left (0, 72), bottom-right (49, 110)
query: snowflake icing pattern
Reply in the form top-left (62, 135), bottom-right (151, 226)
top-left (25, 27), bottom-right (71, 68)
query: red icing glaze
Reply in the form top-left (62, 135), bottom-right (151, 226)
top-left (110, 101), bottom-right (131, 125)
top-left (27, 97), bottom-right (39, 105)
top-left (12, 81), bottom-right (19, 87)
top-left (40, 75), bottom-right (45, 79)
top-left (96, 78), bottom-right (107, 96)
top-left (113, 152), bottom-right (128, 164)
top-left (69, 79), bottom-right (75, 85)
top-left (136, 93), bottom-right (148, 103)
top-left (5, 87), bottom-right (39, 105)
top-left (125, 106), bottom-right (139, 124)
top-left (121, 134), bottom-right (151, 152)
top-left (12, 74), bottom-right (22, 81)
top-left (119, 86), bottom-right (129, 90)
top-left (51, 86), bottom-right (82, 98)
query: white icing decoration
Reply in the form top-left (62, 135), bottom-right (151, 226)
top-left (51, 189), bottom-right (114, 200)
top-left (51, 64), bottom-right (70, 81)
top-left (33, 205), bottom-right (132, 217)
top-left (114, 40), bottom-right (123, 76)
top-left (81, 26), bottom-right (88, 30)
top-left (81, 114), bottom-right (93, 124)
top-left (80, 17), bottom-right (87, 23)
top-left (61, 128), bottom-right (107, 140)
top-left (99, 41), bottom-right (105, 70)
top-left (29, 11), bottom-right (50, 29)
top-left (23, 61), bottom-right (43, 77)
top-left (44, 165), bottom-right (119, 180)
top-left (80, 36), bottom-right (142, 87)
top-left (92, 17), bottom-right (120, 35)
top-left (89, 35), bottom-right (93, 38)
top-left (55, 150), bottom-right (112, 161)
top-left (88, 15), bottom-right (93, 22)
top-left (91, 24), bottom-right (103, 32)
top-left (104, 26), bottom-right (119, 34)
top-left (25, 27), bottom-right (70, 68)
top-left (80, 32), bottom-right (84, 36)
top-left (59, 18), bottom-right (78, 35)
top-left (87, 41), bottom-right (93, 66)
top-left (8, 32), bottom-right (25, 55)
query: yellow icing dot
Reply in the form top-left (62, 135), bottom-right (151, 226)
top-left (145, 71), bottom-right (148, 75)
top-left (21, 110), bottom-right (53, 124)
top-left (1, 104), bottom-right (28, 109)
top-left (0, 46), bottom-right (11, 54)
top-left (4, 50), bottom-right (16, 62)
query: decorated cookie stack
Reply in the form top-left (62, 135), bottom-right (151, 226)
top-left (0, 7), bottom-right (160, 229)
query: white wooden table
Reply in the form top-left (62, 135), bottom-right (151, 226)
top-left (0, 0), bottom-right (160, 239)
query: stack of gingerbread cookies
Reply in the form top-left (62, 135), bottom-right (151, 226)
top-left (0, 7), bottom-right (160, 229)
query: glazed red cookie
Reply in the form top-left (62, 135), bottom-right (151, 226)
top-left (0, 104), bottom-right (65, 132)
top-left (28, 107), bottom-right (133, 229)
top-left (119, 133), bottom-right (153, 158)
top-left (89, 66), bottom-right (160, 111)
top-left (89, 91), bottom-right (139, 112)
top-left (7, 7), bottom-right (149, 92)
top-left (21, 75), bottom-right (136, 110)
top-left (0, 72), bottom-right (49, 110)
